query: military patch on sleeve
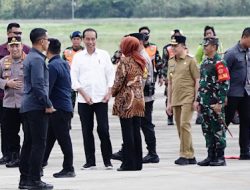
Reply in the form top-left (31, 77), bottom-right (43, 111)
top-left (216, 61), bottom-right (230, 82)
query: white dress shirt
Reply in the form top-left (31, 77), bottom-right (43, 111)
top-left (71, 48), bottom-right (115, 103)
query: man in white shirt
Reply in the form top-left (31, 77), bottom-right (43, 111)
top-left (71, 28), bottom-right (115, 170)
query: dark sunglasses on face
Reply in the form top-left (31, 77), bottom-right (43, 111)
top-left (12, 31), bottom-right (22, 35)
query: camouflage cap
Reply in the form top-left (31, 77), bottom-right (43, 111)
top-left (8, 36), bottom-right (22, 45)
top-left (203, 37), bottom-right (219, 46)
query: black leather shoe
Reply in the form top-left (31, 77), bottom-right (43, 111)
top-left (117, 167), bottom-right (141, 171)
top-left (174, 157), bottom-right (189, 165)
top-left (26, 180), bottom-right (53, 190)
top-left (0, 156), bottom-right (10, 165)
top-left (6, 159), bottom-right (19, 168)
top-left (117, 167), bottom-right (127, 171)
top-left (53, 169), bottom-right (76, 178)
top-left (188, 157), bottom-right (197, 164)
top-left (81, 163), bottom-right (96, 170)
top-left (18, 178), bottom-right (29, 189)
top-left (111, 150), bottom-right (123, 161)
top-left (142, 154), bottom-right (160, 163)
top-left (104, 162), bottom-right (113, 170)
top-left (210, 158), bottom-right (226, 166)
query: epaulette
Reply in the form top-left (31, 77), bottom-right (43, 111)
top-left (3, 56), bottom-right (12, 69)
top-left (186, 54), bottom-right (194, 58)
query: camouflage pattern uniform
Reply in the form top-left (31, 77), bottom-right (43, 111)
top-left (197, 53), bottom-right (229, 164)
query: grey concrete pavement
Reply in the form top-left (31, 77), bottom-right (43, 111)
top-left (1, 86), bottom-right (250, 190)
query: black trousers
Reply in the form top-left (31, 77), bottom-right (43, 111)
top-left (19, 110), bottom-right (49, 181)
top-left (225, 96), bottom-right (250, 154)
top-left (43, 110), bottom-right (74, 171)
top-left (120, 117), bottom-right (142, 170)
top-left (2, 108), bottom-right (22, 153)
top-left (141, 100), bottom-right (157, 154)
top-left (78, 102), bottom-right (112, 165)
top-left (0, 100), bottom-right (7, 157)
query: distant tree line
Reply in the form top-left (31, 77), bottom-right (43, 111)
top-left (0, 0), bottom-right (249, 19)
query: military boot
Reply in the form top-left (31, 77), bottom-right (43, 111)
top-left (6, 152), bottom-right (20, 168)
top-left (197, 147), bottom-right (215, 166)
top-left (210, 148), bottom-right (226, 166)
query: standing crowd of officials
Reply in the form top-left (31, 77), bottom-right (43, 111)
top-left (0, 22), bottom-right (250, 189)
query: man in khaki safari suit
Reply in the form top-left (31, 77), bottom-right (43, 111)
top-left (166, 35), bottom-right (200, 165)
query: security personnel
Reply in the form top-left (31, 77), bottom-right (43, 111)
top-left (0, 36), bottom-right (25, 167)
top-left (0, 22), bottom-right (30, 165)
top-left (62, 31), bottom-right (84, 66)
top-left (62, 31), bottom-right (84, 126)
top-left (195, 37), bottom-right (229, 166)
top-left (139, 26), bottom-right (164, 86)
top-left (162, 29), bottom-right (183, 126)
top-left (166, 36), bottom-right (199, 165)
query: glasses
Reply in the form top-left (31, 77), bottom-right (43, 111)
top-left (142, 32), bottom-right (149, 36)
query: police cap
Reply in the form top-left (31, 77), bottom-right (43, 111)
top-left (170, 36), bottom-right (186, 45)
top-left (8, 36), bottom-right (22, 45)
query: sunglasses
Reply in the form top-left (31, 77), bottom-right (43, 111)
top-left (12, 31), bottom-right (22, 35)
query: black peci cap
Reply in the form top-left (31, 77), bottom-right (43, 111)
top-left (129, 33), bottom-right (146, 41)
top-left (170, 35), bottom-right (186, 45)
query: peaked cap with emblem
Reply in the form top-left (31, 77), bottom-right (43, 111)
top-left (8, 36), bottom-right (22, 45)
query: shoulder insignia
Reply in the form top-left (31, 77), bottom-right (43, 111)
top-left (216, 61), bottom-right (230, 81)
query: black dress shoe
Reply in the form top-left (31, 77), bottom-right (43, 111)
top-left (142, 154), bottom-right (160, 163)
top-left (53, 169), bottom-right (76, 178)
top-left (104, 162), bottom-right (113, 170)
top-left (0, 156), bottom-right (10, 165)
top-left (188, 157), bottom-right (197, 164)
top-left (111, 150), bottom-right (123, 161)
top-left (117, 167), bottom-right (141, 171)
top-left (6, 159), bottom-right (19, 168)
top-left (174, 157), bottom-right (189, 165)
top-left (18, 178), bottom-right (29, 189)
top-left (117, 167), bottom-right (126, 171)
top-left (81, 163), bottom-right (96, 170)
top-left (26, 180), bottom-right (53, 190)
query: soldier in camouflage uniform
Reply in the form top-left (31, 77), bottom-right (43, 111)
top-left (195, 37), bottom-right (230, 166)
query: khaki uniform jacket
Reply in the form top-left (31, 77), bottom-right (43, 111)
top-left (167, 54), bottom-right (199, 106)
top-left (0, 53), bottom-right (25, 108)
top-left (112, 56), bottom-right (145, 118)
